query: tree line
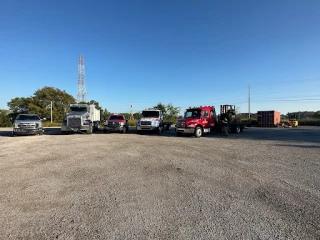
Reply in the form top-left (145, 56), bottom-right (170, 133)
top-left (0, 86), bottom-right (181, 127)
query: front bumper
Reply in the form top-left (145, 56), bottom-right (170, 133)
top-left (176, 127), bottom-right (195, 134)
top-left (136, 126), bottom-right (158, 131)
top-left (13, 128), bottom-right (43, 135)
top-left (104, 125), bottom-right (125, 132)
top-left (61, 125), bottom-right (90, 132)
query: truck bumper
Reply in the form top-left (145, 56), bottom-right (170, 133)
top-left (176, 127), bottom-right (195, 134)
top-left (136, 126), bottom-right (158, 131)
top-left (13, 128), bottom-right (43, 135)
top-left (104, 125), bottom-right (124, 132)
top-left (61, 125), bottom-right (90, 132)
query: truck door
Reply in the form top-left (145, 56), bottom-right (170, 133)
top-left (202, 110), bottom-right (210, 129)
top-left (210, 109), bottom-right (216, 128)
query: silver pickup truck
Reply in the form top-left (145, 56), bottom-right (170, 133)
top-left (12, 114), bottom-right (45, 137)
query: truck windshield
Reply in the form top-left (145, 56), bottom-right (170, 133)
top-left (16, 115), bottom-right (40, 120)
top-left (184, 109), bottom-right (201, 118)
top-left (141, 111), bottom-right (159, 118)
top-left (70, 107), bottom-right (87, 112)
top-left (109, 115), bottom-right (124, 120)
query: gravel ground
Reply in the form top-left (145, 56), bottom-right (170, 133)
top-left (0, 126), bottom-right (319, 239)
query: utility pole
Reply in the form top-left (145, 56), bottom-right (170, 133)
top-left (248, 85), bottom-right (251, 119)
top-left (51, 100), bottom-right (53, 123)
top-left (130, 103), bottom-right (134, 120)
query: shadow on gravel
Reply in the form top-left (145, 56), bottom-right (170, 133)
top-left (0, 130), bottom-right (13, 137)
top-left (275, 144), bottom-right (320, 149)
top-left (203, 126), bottom-right (320, 144)
top-left (3, 126), bottom-right (319, 145)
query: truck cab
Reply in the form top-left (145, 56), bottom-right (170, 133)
top-left (103, 114), bottom-right (129, 133)
top-left (136, 108), bottom-right (164, 134)
top-left (175, 106), bottom-right (217, 138)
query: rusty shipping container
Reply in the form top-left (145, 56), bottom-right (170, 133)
top-left (257, 111), bottom-right (281, 127)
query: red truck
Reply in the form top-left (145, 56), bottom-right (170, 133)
top-left (175, 106), bottom-right (218, 138)
top-left (103, 114), bottom-right (129, 133)
top-left (175, 105), bottom-right (245, 138)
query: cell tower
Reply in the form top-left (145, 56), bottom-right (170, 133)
top-left (77, 54), bottom-right (87, 103)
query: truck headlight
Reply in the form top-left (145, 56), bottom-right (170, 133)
top-left (14, 123), bottom-right (19, 128)
top-left (152, 121), bottom-right (160, 127)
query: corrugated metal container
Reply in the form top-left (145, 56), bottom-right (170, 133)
top-left (257, 111), bottom-right (281, 127)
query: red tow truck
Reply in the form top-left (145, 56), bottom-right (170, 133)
top-left (103, 114), bottom-right (129, 133)
top-left (175, 105), bottom-right (245, 138)
top-left (175, 105), bottom-right (218, 138)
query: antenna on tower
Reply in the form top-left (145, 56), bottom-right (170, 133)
top-left (130, 103), bottom-right (134, 120)
top-left (77, 54), bottom-right (87, 103)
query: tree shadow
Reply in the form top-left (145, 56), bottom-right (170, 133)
top-left (202, 126), bottom-right (320, 144)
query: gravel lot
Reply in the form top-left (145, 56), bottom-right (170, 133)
top-left (0, 126), bottom-right (319, 239)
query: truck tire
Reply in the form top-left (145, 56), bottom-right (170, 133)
top-left (194, 126), bottom-right (202, 138)
top-left (122, 126), bottom-right (127, 133)
top-left (157, 126), bottom-right (162, 134)
top-left (235, 125), bottom-right (241, 134)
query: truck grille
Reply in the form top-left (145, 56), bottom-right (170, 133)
top-left (176, 122), bottom-right (185, 128)
top-left (18, 123), bottom-right (37, 129)
top-left (141, 121), bottom-right (151, 125)
top-left (107, 122), bottom-right (120, 126)
top-left (68, 117), bottom-right (81, 128)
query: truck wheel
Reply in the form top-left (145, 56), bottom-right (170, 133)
top-left (194, 126), bottom-right (202, 138)
top-left (39, 130), bottom-right (43, 135)
top-left (12, 132), bottom-right (16, 137)
top-left (157, 126), bottom-right (162, 134)
top-left (122, 127), bottom-right (127, 133)
top-left (235, 126), bottom-right (241, 134)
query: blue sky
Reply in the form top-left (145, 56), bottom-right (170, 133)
top-left (0, 0), bottom-right (319, 115)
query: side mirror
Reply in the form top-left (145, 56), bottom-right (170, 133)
top-left (9, 118), bottom-right (13, 122)
top-left (42, 118), bottom-right (47, 121)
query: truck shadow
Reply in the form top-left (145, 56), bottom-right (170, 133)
top-left (202, 126), bottom-right (320, 144)
top-left (0, 129), bottom-right (13, 137)
top-left (134, 126), bottom-right (320, 144)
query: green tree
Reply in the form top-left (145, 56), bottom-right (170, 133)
top-left (313, 111), bottom-right (320, 119)
top-left (133, 112), bottom-right (140, 119)
top-left (165, 103), bottom-right (180, 123)
top-left (154, 103), bottom-right (167, 115)
top-left (7, 86), bottom-right (76, 123)
top-left (0, 109), bottom-right (12, 127)
top-left (7, 97), bottom-right (33, 114)
top-left (101, 108), bottom-right (111, 121)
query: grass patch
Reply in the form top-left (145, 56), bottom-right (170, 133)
top-left (128, 120), bottom-right (137, 126)
top-left (42, 122), bottom-right (61, 127)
